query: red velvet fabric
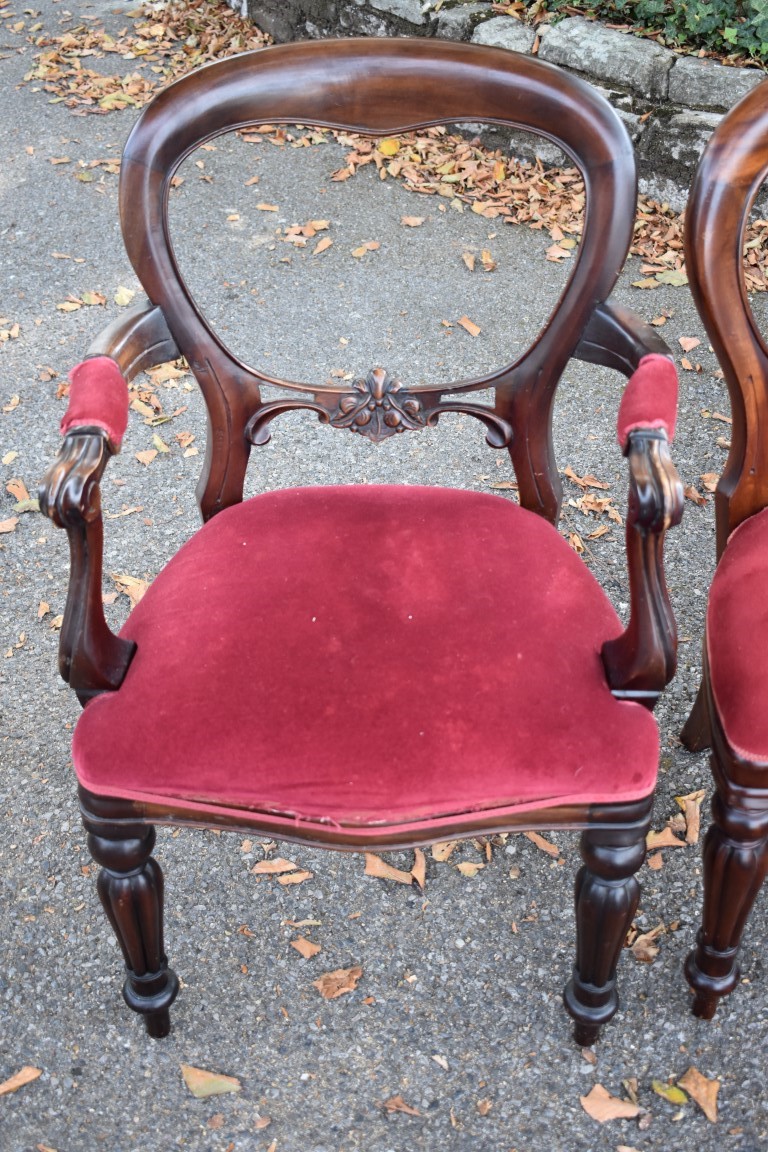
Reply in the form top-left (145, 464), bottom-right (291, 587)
top-left (72, 486), bottom-right (660, 829)
top-left (707, 507), bottom-right (768, 762)
top-left (61, 356), bottom-right (130, 448)
top-left (616, 354), bottom-right (678, 450)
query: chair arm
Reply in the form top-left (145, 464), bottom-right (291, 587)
top-left (40, 429), bottom-right (136, 702)
top-left (602, 428), bottom-right (684, 705)
top-left (39, 304), bottom-right (179, 701)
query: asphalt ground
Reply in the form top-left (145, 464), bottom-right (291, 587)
top-left (1, 2), bottom-right (767, 1149)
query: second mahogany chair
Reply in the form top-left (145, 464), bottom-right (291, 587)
top-left (682, 80), bottom-right (768, 1019)
top-left (40, 39), bottom-right (682, 1044)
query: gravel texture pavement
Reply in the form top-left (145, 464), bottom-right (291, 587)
top-left (1, 3), bottom-right (767, 1150)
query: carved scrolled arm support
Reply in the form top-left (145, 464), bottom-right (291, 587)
top-left (39, 429), bottom-right (135, 702)
top-left (602, 431), bottom-right (684, 704)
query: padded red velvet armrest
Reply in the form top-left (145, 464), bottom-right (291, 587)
top-left (617, 354), bottom-right (678, 451)
top-left (60, 356), bottom-right (130, 450)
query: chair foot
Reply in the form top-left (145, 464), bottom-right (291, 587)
top-left (564, 820), bottom-right (648, 1044)
top-left (684, 786), bottom-right (768, 1018)
top-left (83, 816), bottom-right (179, 1037)
top-left (681, 677), bottom-right (711, 752)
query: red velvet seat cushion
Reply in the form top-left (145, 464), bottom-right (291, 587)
top-left (707, 506), bottom-right (768, 763)
top-left (73, 486), bottom-right (660, 831)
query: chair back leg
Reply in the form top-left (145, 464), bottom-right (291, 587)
top-left (685, 784), bottom-right (768, 1018)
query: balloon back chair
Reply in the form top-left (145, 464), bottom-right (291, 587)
top-left (681, 80), bottom-right (768, 1019)
top-left (40, 38), bottom-right (682, 1045)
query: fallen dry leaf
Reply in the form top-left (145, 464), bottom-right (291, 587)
top-left (313, 236), bottom-right (333, 256)
top-left (457, 315), bottom-right (481, 337)
top-left (111, 572), bottom-right (148, 607)
top-left (678, 1066), bottom-right (719, 1123)
top-left (180, 1064), bottom-right (241, 1099)
top-left (0, 516), bottom-right (19, 534)
top-left (679, 336), bottom-right (701, 352)
top-left (630, 922), bottom-right (665, 963)
top-left (684, 484), bottom-right (707, 507)
top-left (312, 965), bottom-right (363, 999)
top-left (364, 853), bottom-right (413, 885)
top-left (382, 1094), bottom-right (421, 1116)
top-left (252, 857), bottom-right (297, 874)
top-left (291, 937), bottom-right (321, 959)
top-left (580, 1083), bottom-right (640, 1122)
top-left (135, 449), bottom-right (158, 467)
top-left (646, 827), bottom-right (686, 850)
top-left (456, 861), bottom-right (484, 877)
top-left (277, 869), bottom-right (312, 885)
top-left (0, 1066), bottom-right (42, 1096)
top-left (523, 831), bottom-right (560, 858)
top-left (411, 848), bottom-right (426, 890)
top-left (400, 215), bottom-right (424, 227)
top-left (431, 841), bottom-right (458, 861)
top-left (675, 789), bottom-right (706, 845)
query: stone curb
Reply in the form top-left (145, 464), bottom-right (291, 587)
top-left (240, 0), bottom-right (767, 207)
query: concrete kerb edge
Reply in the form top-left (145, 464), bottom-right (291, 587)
top-left (237, 2), bottom-right (767, 207)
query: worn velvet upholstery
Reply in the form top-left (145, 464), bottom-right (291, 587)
top-left (61, 357), bottom-right (130, 448)
top-left (706, 507), bottom-right (768, 763)
top-left (72, 485), bottom-right (660, 831)
top-left (616, 354), bottom-right (678, 450)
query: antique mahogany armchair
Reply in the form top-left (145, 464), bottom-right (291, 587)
top-left (681, 80), bottom-right (768, 1019)
top-left (40, 39), bottom-right (682, 1044)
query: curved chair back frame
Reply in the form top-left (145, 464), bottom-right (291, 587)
top-left (685, 81), bottom-right (768, 555)
top-left (118, 39), bottom-right (637, 519)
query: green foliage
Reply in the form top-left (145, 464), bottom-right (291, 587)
top-left (539, 0), bottom-right (768, 62)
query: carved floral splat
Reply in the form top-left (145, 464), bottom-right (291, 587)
top-left (329, 368), bottom-right (424, 441)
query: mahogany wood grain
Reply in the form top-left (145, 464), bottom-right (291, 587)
top-left (681, 79), bottom-right (768, 1017)
top-left (38, 39), bottom-right (683, 1044)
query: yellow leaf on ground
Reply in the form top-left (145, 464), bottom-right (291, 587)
top-left (180, 1064), bottom-right (241, 1098)
top-left (291, 937), bottom-right (321, 959)
top-left (652, 1079), bottom-right (688, 1105)
top-left (0, 1066), bottom-right (41, 1096)
top-left (580, 1084), bottom-right (640, 1122)
top-left (312, 965), bottom-right (362, 999)
top-left (114, 286), bottom-right (135, 307)
top-left (678, 1066), bottom-right (719, 1123)
top-left (457, 315), bottom-right (481, 337)
top-left (379, 138), bottom-right (401, 156)
top-left (364, 852), bottom-right (413, 886)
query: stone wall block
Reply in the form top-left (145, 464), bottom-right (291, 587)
top-left (668, 56), bottom-right (765, 112)
top-left (539, 16), bottom-right (672, 99)
top-left (470, 16), bottom-right (536, 54)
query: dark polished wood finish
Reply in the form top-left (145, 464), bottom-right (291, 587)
top-left (39, 39), bottom-right (682, 1043)
top-left (681, 79), bottom-right (768, 1016)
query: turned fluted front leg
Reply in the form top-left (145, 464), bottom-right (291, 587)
top-left (685, 788), bottom-right (768, 1019)
top-left (85, 821), bottom-right (179, 1038)
top-left (563, 824), bottom-right (647, 1046)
